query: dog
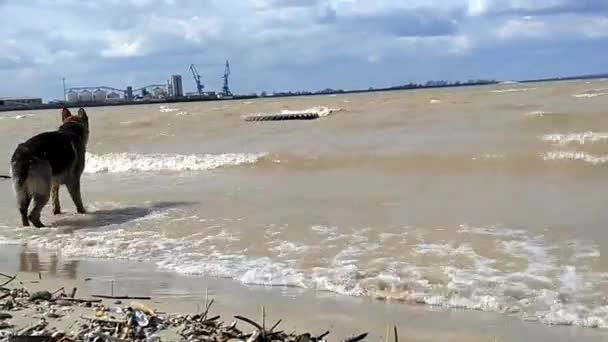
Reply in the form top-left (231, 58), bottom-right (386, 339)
top-left (10, 107), bottom-right (90, 227)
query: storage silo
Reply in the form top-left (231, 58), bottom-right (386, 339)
top-left (152, 87), bottom-right (166, 98)
top-left (66, 90), bottom-right (79, 103)
top-left (93, 89), bottom-right (106, 102)
top-left (107, 92), bottom-right (120, 100)
top-left (79, 90), bottom-right (93, 102)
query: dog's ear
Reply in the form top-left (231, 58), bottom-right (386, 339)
top-left (77, 108), bottom-right (88, 122)
top-left (62, 107), bottom-right (72, 122)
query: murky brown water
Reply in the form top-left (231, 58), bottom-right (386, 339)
top-left (1, 80), bottom-right (608, 329)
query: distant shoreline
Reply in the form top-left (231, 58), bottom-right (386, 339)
top-left (1, 73), bottom-right (606, 113)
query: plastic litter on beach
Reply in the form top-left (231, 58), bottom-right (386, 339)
top-left (0, 273), bottom-right (380, 342)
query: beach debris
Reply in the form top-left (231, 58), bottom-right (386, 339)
top-left (29, 291), bottom-right (52, 302)
top-left (0, 275), bottom-right (369, 342)
top-left (92, 295), bottom-right (152, 300)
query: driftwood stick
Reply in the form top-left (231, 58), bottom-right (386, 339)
top-left (385, 324), bottom-right (390, 342)
top-left (345, 333), bottom-right (368, 342)
top-left (92, 295), bottom-right (151, 300)
top-left (52, 287), bottom-right (65, 296)
top-left (204, 287), bottom-right (208, 313)
top-left (0, 272), bottom-right (14, 279)
top-left (0, 175), bottom-right (10, 179)
top-left (58, 297), bottom-right (102, 303)
top-left (234, 315), bottom-right (263, 331)
top-left (70, 287), bottom-right (78, 298)
top-left (270, 319), bottom-right (282, 332)
top-left (93, 331), bottom-right (130, 342)
top-left (262, 305), bottom-right (266, 333)
top-left (0, 274), bottom-right (17, 287)
top-left (81, 315), bottom-right (127, 324)
top-left (317, 331), bottom-right (330, 340)
top-left (393, 325), bottom-right (399, 342)
top-left (201, 298), bottom-right (214, 320)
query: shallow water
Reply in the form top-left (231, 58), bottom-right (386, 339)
top-left (1, 80), bottom-right (608, 329)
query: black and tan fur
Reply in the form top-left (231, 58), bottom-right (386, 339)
top-left (10, 107), bottom-right (90, 227)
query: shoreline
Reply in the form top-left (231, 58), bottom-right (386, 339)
top-left (2, 245), bottom-right (607, 341)
top-left (3, 74), bottom-right (607, 113)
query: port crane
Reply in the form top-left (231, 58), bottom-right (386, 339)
top-left (189, 64), bottom-right (204, 95)
top-left (222, 60), bottom-right (232, 96)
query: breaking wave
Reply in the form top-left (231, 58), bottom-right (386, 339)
top-left (491, 88), bottom-right (535, 93)
top-left (2, 218), bottom-right (608, 330)
top-left (542, 132), bottom-right (608, 145)
top-left (543, 151), bottom-right (608, 165)
top-left (84, 152), bottom-right (267, 173)
top-left (572, 91), bottom-right (606, 99)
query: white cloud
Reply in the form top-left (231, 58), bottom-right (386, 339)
top-left (0, 0), bottom-right (607, 98)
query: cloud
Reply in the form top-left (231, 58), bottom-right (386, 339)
top-left (0, 0), bottom-right (607, 99)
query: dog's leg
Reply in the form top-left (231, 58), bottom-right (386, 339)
top-left (51, 181), bottom-right (61, 215)
top-left (28, 192), bottom-right (50, 228)
top-left (17, 192), bottom-right (31, 227)
top-left (26, 161), bottom-right (52, 228)
top-left (66, 180), bottom-right (86, 214)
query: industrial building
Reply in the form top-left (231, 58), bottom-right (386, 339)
top-left (61, 60), bottom-right (231, 104)
top-left (0, 96), bottom-right (43, 106)
top-left (170, 75), bottom-right (183, 97)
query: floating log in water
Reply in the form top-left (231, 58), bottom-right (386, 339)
top-left (92, 294), bottom-right (151, 300)
top-left (244, 113), bottom-right (320, 122)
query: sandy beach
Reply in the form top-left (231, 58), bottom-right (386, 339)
top-left (2, 244), bottom-right (608, 341)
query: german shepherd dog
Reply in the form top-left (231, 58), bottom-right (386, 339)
top-left (10, 107), bottom-right (89, 227)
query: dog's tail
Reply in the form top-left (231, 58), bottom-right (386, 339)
top-left (10, 144), bottom-right (34, 188)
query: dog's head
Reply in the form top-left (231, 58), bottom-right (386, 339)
top-left (61, 107), bottom-right (89, 145)
top-left (62, 107), bottom-right (88, 125)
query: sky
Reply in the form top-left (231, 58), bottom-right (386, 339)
top-left (1, 0), bottom-right (608, 100)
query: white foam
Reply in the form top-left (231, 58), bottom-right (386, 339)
top-left (471, 153), bottom-right (505, 161)
top-left (491, 88), bottom-right (535, 93)
top-left (458, 224), bottom-right (526, 237)
top-left (84, 152), bottom-right (266, 173)
top-left (572, 92), bottom-right (606, 98)
top-left (5, 218), bottom-right (608, 331)
top-left (15, 114), bottom-right (33, 119)
top-left (525, 110), bottom-right (551, 117)
top-left (159, 105), bottom-right (180, 113)
top-left (542, 132), bottom-right (608, 145)
top-left (543, 151), bottom-right (608, 165)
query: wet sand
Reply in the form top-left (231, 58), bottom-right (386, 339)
top-left (2, 245), bottom-right (607, 341)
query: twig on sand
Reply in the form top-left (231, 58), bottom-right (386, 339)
top-left (201, 298), bottom-right (215, 320)
top-left (393, 326), bottom-right (399, 342)
top-left (345, 333), bottom-right (368, 342)
top-left (57, 297), bottom-right (102, 304)
top-left (234, 315), bottom-right (264, 331)
top-left (317, 331), bottom-right (330, 340)
top-left (0, 272), bottom-right (14, 279)
top-left (262, 305), bottom-right (266, 336)
top-left (0, 274), bottom-right (17, 287)
top-left (385, 324), bottom-right (390, 342)
top-left (81, 315), bottom-right (127, 324)
top-left (94, 332), bottom-right (130, 342)
top-left (270, 318), bottom-right (282, 332)
top-left (92, 295), bottom-right (151, 300)
top-left (0, 175), bottom-right (10, 180)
